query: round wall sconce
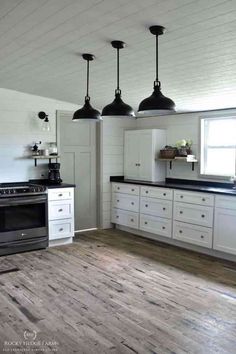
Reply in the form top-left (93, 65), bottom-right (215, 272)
top-left (38, 111), bottom-right (51, 131)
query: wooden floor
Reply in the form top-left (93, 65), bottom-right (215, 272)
top-left (0, 229), bottom-right (235, 354)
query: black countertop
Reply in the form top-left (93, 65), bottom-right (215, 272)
top-left (110, 176), bottom-right (236, 196)
top-left (29, 179), bottom-right (75, 189)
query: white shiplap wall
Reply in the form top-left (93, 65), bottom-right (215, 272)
top-left (0, 88), bottom-right (78, 183)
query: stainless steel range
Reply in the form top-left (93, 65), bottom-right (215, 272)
top-left (0, 183), bottom-right (48, 256)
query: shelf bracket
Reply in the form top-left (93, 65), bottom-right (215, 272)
top-left (169, 160), bottom-right (172, 170)
top-left (192, 162), bottom-right (194, 171)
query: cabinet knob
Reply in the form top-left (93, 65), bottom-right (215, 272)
top-left (179, 230), bottom-right (183, 234)
top-left (201, 235), bottom-right (204, 239)
top-left (131, 202), bottom-right (134, 205)
top-left (58, 208), bottom-right (63, 212)
top-left (116, 215), bottom-right (119, 218)
top-left (131, 189), bottom-right (135, 192)
top-left (117, 187), bottom-right (120, 190)
top-left (130, 218), bottom-right (134, 222)
top-left (58, 193), bottom-right (63, 197)
top-left (201, 214), bottom-right (205, 218)
top-left (163, 193), bottom-right (166, 196)
top-left (145, 190), bottom-right (149, 194)
top-left (180, 195), bottom-right (183, 199)
top-left (117, 200), bottom-right (119, 202)
top-left (144, 221), bottom-right (148, 225)
top-left (202, 198), bottom-right (205, 202)
top-left (163, 207), bottom-right (166, 211)
top-left (145, 204), bottom-right (148, 207)
top-left (180, 211), bottom-right (183, 214)
top-left (59, 228), bottom-right (64, 232)
top-left (162, 226), bottom-right (165, 230)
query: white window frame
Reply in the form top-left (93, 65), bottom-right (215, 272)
top-left (200, 115), bottom-right (236, 180)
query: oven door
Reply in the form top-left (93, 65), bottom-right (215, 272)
top-left (0, 195), bottom-right (47, 243)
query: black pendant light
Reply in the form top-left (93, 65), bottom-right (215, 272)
top-left (102, 41), bottom-right (135, 118)
top-left (138, 26), bottom-right (175, 116)
top-left (73, 53), bottom-right (101, 122)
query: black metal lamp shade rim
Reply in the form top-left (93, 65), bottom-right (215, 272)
top-left (73, 99), bottom-right (101, 121)
top-left (138, 86), bottom-right (175, 116)
top-left (102, 93), bottom-right (135, 117)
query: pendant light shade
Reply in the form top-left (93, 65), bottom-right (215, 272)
top-left (102, 41), bottom-right (135, 118)
top-left (138, 25), bottom-right (175, 116)
top-left (73, 54), bottom-right (101, 122)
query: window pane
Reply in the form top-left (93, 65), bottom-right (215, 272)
top-left (205, 148), bottom-right (235, 176)
top-left (207, 119), bottom-right (236, 146)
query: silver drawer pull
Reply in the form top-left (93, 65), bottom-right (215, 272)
top-left (180, 211), bottom-right (183, 214)
top-left (21, 233), bottom-right (27, 237)
top-left (145, 190), bottom-right (149, 194)
top-left (116, 215), bottom-right (119, 219)
top-left (162, 226), bottom-right (165, 230)
top-left (145, 204), bottom-right (148, 207)
top-left (163, 207), bottom-right (166, 211)
top-left (201, 235), bottom-right (204, 239)
top-left (117, 187), bottom-right (120, 190)
top-left (202, 198), bottom-right (205, 202)
top-left (201, 214), bottom-right (205, 218)
top-left (180, 195), bottom-right (183, 198)
top-left (131, 202), bottom-right (134, 205)
top-left (131, 189), bottom-right (135, 192)
top-left (59, 228), bottom-right (64, 232)
top-left (179, 230), bottom-right (183, 234)
top-left (58, 208), bottom-right (63, 212)
top-left (130, 218), bottom-right (134, 222)
top-left (117, 200), bottom-right (119, 202)
top-left (144, 221), bottom-right (148, 225)
top-left (163, 193), bottom-right (166, 196)
top-left (58, 193), bottom-right (63, 197)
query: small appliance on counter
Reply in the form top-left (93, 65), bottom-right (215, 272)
top-left (48, 162), bottom-right (62, 185)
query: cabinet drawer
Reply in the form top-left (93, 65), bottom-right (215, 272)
top-left (112, 193), bottom-right (139, 212)
top-left (174, 202), bottom-right (213, 227)
top-left (141, 187), bottom-right (173, 200)
top-left (48, 188), bottom-right (74, 201)
top-left (49, 219), bottom-right (74, 240)
top-left (140, 214), bottom-right (172, 238)
top-left (49, 200), bottom-right (73, 220)
top-left (215, 195), bottom-right (236, 210)
top-left (140, 197), bottom-right (172, 219)
top-left (111, 208), bottom-right (139, 229)
top-left (174, 190), bottom-right (214, 206)
top-left (112, 183), bottom-right (139, 196)
top-left (173, 221), bottom-right (212, 248)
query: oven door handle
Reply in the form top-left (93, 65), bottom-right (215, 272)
top-left (0, 196), bottom-right (46, 206)
top-left (0, 237), bottom-right (47, 248)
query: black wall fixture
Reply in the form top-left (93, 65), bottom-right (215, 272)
top-left (138, 25), bottom-right (175, 116)
top-left (73, 53), bottom-right (101, 122)
top-left (38, 111), bottom-right (50, 131)
top-left (102, 40), bottom-right (135, 118)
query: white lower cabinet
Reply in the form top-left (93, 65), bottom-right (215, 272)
top-left (173, 221), bottom-right (212, 248)
top-left (214, 207), bottom-right (236, 255)
top-left (48, 187), bottom-right (75, 244)
top-left (111, 182), bottom-right (236, 258)
top-left (140, 214), bottom-right (172, 238)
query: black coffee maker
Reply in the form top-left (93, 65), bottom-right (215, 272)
top-left (48, 163), bottom-right (62, 185)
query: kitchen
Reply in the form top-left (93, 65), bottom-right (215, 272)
top-left (0, 1), bottom-right (236, 353)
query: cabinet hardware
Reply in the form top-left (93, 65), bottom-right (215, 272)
top-left (201, 214), bottom-right (205, 218)
top-left (131, 202), bottom-right (134, 205)
top-left (131, 189), bottom-right (135, 192)
top-left (145, 204), bottom-right (148, 207)
top-left (163, 207), bottom-right (166, 211)
top-left (117, 200), bottom-right (119, 202)
top-left (144, 221), bottom-right (148, 225)
top-left (130, 219), bottom-right (134, 222)
top-left (180, 211), bottom-right (183, 214)
top-left (116, 215), bottom-right (119, 218)
top-left (163, 193), bottom-right (166, 196)
top-left (117, 187), bottom-right (120, 190)
top-left (59, 228), bottom-right (64, 232)
top-left (180, 195), bottom-right (183, 198)
top-left (162, 226), bottom-right (165, 230)
top-left (201, 235), bottom-right (204, 239)
top-left (145, 191), bottom-right (149, 194)
top-left (179, 230), bottom-right (183, 234)
top-left (58, 209), bottom-right (63, 212)
top-left (202, 198), bottom-right (205, 202)
top-left (58, 194), bottom-right (63, 197)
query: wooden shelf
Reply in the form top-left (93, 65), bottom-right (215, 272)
top-left (159, 157), bottom-right (198, 171)
top-left (31, 155), bottom-right (60, 167)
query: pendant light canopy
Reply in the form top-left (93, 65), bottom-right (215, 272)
top-left (138, 25), bottom-right (175, 116)
top-left (73, 53), bottom-right (101, 122)
top-left (102, 41), bottom-right (135, 118)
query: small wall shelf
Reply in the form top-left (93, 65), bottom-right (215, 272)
top-left (159, 157), bottom-right (198, 171)
top-left (31, 155), bottom-right (60, 167)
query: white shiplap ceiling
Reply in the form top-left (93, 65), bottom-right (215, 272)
top-left (0, 0), bottom-right (235, 112)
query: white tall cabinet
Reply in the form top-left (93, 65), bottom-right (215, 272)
top-left (124, 129), bottom-right (166, 181)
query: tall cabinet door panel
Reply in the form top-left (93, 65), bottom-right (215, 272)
top-left (214, 208), bottom-right (236, 255)
top-left (124, 131), bottom-right (140, 179)
top-left (139, 130), bottom-right (154, 181)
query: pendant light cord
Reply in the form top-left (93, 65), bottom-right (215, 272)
top-left (116, 48), bottom-right (121, 94)
top-left (155, 35), bottom-right (160, 88)
top-left (86, 59), bottom-right (90, 100)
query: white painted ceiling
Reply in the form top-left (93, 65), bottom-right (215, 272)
top-left (0, 0), bottom-right (235, 112)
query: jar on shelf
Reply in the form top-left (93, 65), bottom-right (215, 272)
top-left (49, 142), bottom-right (58, 155)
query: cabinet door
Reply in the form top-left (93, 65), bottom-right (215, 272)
top-left (124, 131), bottom-right (140, 179)
top-left (174, 202), bottom-right (213, 227)
top-left (214, 208), bottom-right (236, 255)
top-left (138, 130), bottom-right (154, 181)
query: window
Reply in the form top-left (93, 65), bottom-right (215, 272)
top-left (200, 116), bottom-right (236, 178)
